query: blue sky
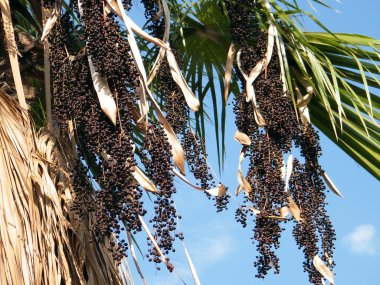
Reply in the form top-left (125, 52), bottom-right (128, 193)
top-left (125, 1), bottom-right (380, 284)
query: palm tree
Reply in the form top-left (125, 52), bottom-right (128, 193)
top-left (0, 0), bottom-right (378, 284)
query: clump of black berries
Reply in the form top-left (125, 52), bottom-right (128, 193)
top-left (141, 124), bottom-right (180, 271)
top-left (47, 4), bottom-right (181, 268)
top-left (227, 2), bottom-right (335, 284)
top-left (182, 129), bottom-right (230, 212)
top-left (142, 0), bottom-right (229, 212)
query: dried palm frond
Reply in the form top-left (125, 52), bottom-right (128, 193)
top-left (0, 91), bottom-right (128, 284)
top-left (0, 0), bottom-right (26, 108)
top-left (0, 15), bottom-right (43, 103)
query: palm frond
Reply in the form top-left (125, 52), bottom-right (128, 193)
top-left (0, 90), bottom-right (128, 284)
top-left (1, 0), bottom-right (27, 108)
top-left (288, 31), bottom-right (380, 178)
top-left (172, 0), bottom-right (234, 168)
top-left (0, 91), bottom-right (68, 284)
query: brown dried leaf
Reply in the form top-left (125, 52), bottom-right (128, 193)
top-left (150, 99), bottom-right (185, 173)
top-left (40, 10), bottom-right (58, 41)
top-left (159, 0), bottom-right (171, 43)
top-left (183, 245), bottom-right (201, 285)
top-left (288, 196), bottom-right (302, 222)
top-left (300, 105), bottom-right (311, 124)
top-left (236, 147), bottom-right (252, 194)
top-left (237, 168), bottom-right (252, 194)
top-left (154, 0), bottom-right (164, 19)
top-left (88, 57), bottom-right (117, 125)
top-left (236, 49), bottom-right (264, 82)
top-left (238, 147), bottom-right (246, 166)
top-left (205, 184), bottom-right (227, 197)
top-left (0, 91), bottom-right (123, 284)
top-left (114, 1), bottom-right (149, 76)
top-left (236, 50), bottom-right (266, 127)
top-left (249, 207), bottom-right (260, 215)
top-left (106, 0), bottom-right (167, 48)
top-left (264, 215), bottom-right (287, 221)
top-left (166, 49), bottom-right (200, 111)
top-left (280, 206), bottom-right (289, 218)
top-left (235, 185), bottom-right (243, 196)
top-left (234, 130), bottom-right (251, 145)
top-left (248, 58), bottom-right (265, 80)
top-left (223, 43), bottom-right (235, 104)
top-left (295, 86), bottom-right (311, 124)
top-left (236, 50), bottom-right (248, 80)
top-left (243, 60), bottom-right (263, 104)
top-left (296, 93), bottom-right (313, 108)
top-left (147, 0), bottom-right (171, 86)
top-left (322, 171), bottom-right (344, 198)
top-left (136, 86), bottom-right (148, 123)
top-left (264, 23), bottom-right (276, 77)
top-left (254, 108), bottom-right (266, 126)
top-left (127, 232), bottom-right (148, 285)
top-left (172, 168), bottom-right (203, 190)
top-left (147, 49), bottom-right (166, 86)
top-left (325, 252), bottom-right (333, 266)
top-left (132, 166), bottom-right (158, 193)
top-left (313, 255), bottom-right (335, 284)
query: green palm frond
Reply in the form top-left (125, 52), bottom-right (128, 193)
top-left (301, 32), bottom-right (380, 178)
top-left (170, 0), bottom-right (234, 168)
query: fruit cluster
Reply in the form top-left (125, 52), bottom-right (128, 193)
top-left (226, 1), bottom-right (335, 284)
top-left (141, 124), bottom-right (179, 269)
top-left (142, 0), bottom-right (229, 211)
top-left (47, 1), bottom-right (179, 269)
top-left (182, 129), bottom-right (230, 212)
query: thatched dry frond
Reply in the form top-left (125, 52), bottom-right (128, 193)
top-left (0, 16), bottom-right (43, 102)
top-left (0, 91), bottom-right (127, 284)
top-left (0, 0), bottom-right (26, 108)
